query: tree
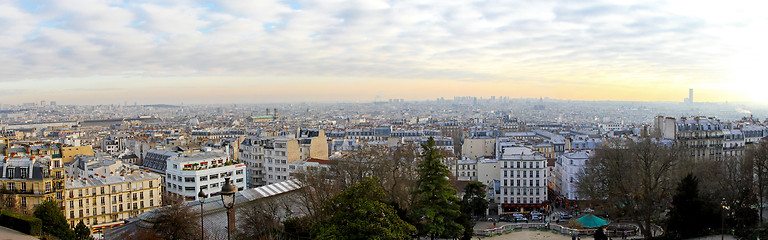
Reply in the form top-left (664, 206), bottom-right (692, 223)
top-left (34, 199), bottom-right (73, 239)
top-left (577, 139), bottom-right (690, 238)
top-left (311, 177), bottom-right (416, 240)
top-left (746, 142), bottom-right (768, 225)
top-left (236, 195), bottom-right (294, 240)
top-left (461, 181), bottom-right (488, 219)
top-left (411, 137), bottom-right (464, 239)
top-left (74, 220), bottom-right (91, 240)
top-left (152, 201), bottom-right (200, 240)
top-left (666, 174), bottom-right (716, 239)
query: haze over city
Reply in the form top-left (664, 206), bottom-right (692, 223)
top-left (1, 0), bottom-right (767, 104)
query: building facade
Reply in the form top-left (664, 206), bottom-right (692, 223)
top-left (164, 151), bottom-right (246, 201)
top-left (0, 155), bottom-right (65, 214)
top-left (64, 156), bottom-right (161, 233)
top-left (498, 147), bottom-right (548, 213)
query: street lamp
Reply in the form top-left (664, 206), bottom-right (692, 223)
top-left (198, 189), bottom-right (207, 240)
top-left (220, 177), bottom-right (237, 240)
top-left (721, 198), bottom-right (726, 240)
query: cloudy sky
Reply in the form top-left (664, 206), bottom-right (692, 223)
top-left (1, 0), bottom-right (766, 104)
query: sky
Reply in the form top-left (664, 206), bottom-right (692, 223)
top-left (1, 0), bottom-right (767, 105)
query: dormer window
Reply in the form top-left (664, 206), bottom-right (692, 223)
top-left (20, 168), bottom-right (28, 178)
top-left (5, 168), bottom-right (13, 178)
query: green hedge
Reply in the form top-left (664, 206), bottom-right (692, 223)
top-left (0, 210), bottom-right (42, 236)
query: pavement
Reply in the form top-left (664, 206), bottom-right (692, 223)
top-left (0, 226), bottom-right (37, 240)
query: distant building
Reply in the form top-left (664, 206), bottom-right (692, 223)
top-left (61, 146), bottom-right (95, 163)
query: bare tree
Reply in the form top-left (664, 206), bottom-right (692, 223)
top-left (236, 195), bottom-right (294, 240)
top-left (152, 201), bottom-right (200, 240)
top-left (577, 139), bottom-right (691, 238)
top-left (745, 142), bottom-right (768, 225)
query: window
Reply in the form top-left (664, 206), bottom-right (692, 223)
top-left (149, 190), bottom-right (154, 198)
top-left (185, 187), bottom-right (195, 191)
top-left (70, 211), bottom-right (74, 219)
top-left (210, 174), bottom-right (219, 180)
top-left (149, 181), bottom-right (153, 188)
top-left (236, 170), bottom-right (243, 175)
top-left (184, 177), bottom-right (195, 182)
top-left (45, 182), bottom-right (51, 193)
top-left (101, 197), bottom-right (105, 205)
top-left (79, 199), bottom-right (83, 207)
top-left (70, 201), bottom-right (74, 208)
top-left (150, 200), bottom-right (154, 207)
top-left (236, 178), bottom-right (243, 183)
top-left (101, 187), bottom-right (105, 194)
top-left (199, 176), bottom-right (208, 181)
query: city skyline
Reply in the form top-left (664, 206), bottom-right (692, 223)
top-left (1, 0), bottom-right (767, 104)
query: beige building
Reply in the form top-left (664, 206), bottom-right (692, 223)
top-left (64, 156), bottom-right (161, 233)
top-left (61, 146), bottom-right (95, 163)
top-left (0, 155), bottom-right (65, 214)
top-left (462, 138), bottom-right (495, 159)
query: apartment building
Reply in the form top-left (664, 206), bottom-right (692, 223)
top-left (64, 156), bottom-right (161, 233)
top-left (240, 131), bottom-right (329, 188)
top-left (723, 129), bottom-right (745, 157)
top-left (656, 116), bottom-right (724, 161)
top-left (164, 151), bottom-right (246, 201)
top-left (555, 151), bottom-right (592, 200)
top-left (0, 155), bottom-right (66, 214)
top-left (498, 147), bottom-right (548, 213)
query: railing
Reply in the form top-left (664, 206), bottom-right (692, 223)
top-left (475, 222), bottom-right (641, 238)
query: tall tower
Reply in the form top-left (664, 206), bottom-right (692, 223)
top-left (689, 89), bottom-right (693, 103)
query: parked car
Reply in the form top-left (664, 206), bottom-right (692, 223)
top-left (531, 215), bottom-right (543, 221)
top-left (530, 211), bottom-right (543, 216)
top-left (515, 217), bottom-right (528, 222)
top-left (512, 213), bottom-right (524, 218)
top-left (499, 215), bottom-right (512, 222)
top-left (560, 213), bottom-right (573, 219)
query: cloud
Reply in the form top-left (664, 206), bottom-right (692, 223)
top-left (0, 0), bottom-right (765, 103)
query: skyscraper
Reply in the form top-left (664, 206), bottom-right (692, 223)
top-left (689, 88), bottom-right (693, 103)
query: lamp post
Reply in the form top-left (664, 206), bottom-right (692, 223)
top-left (721, 198), bottom-right (726, 240)
top-left (198, 189), bottom-right (207, 240)
top-left (220, 177), bottom-right (237, 240)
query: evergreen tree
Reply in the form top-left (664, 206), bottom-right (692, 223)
top-left (311, 177), bottom-right (416, 240)
top-left (667, 174), bottom-right (716, 239)
top-left (412, 137), bottom-right (464, 239)
top-left (34, 199), bottom-right (74, 240)
top-left (74, 220), bottom-right (91, 240)
top-left (461, 181), bottom-right (488, 218)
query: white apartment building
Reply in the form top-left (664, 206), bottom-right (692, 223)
top-left (498, 146), bottom-right (548, 213)
top-left (556, 151), bottom-right (592, 200)
top-left (446, 158), bottom-right (478, 181)
top-left (164, 151), bottom-right (246, 201)
top-left (64, 156), bottom-right (161, 233)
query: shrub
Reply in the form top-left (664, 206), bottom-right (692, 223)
top-left (0, 210), bottom-right (42, 236)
